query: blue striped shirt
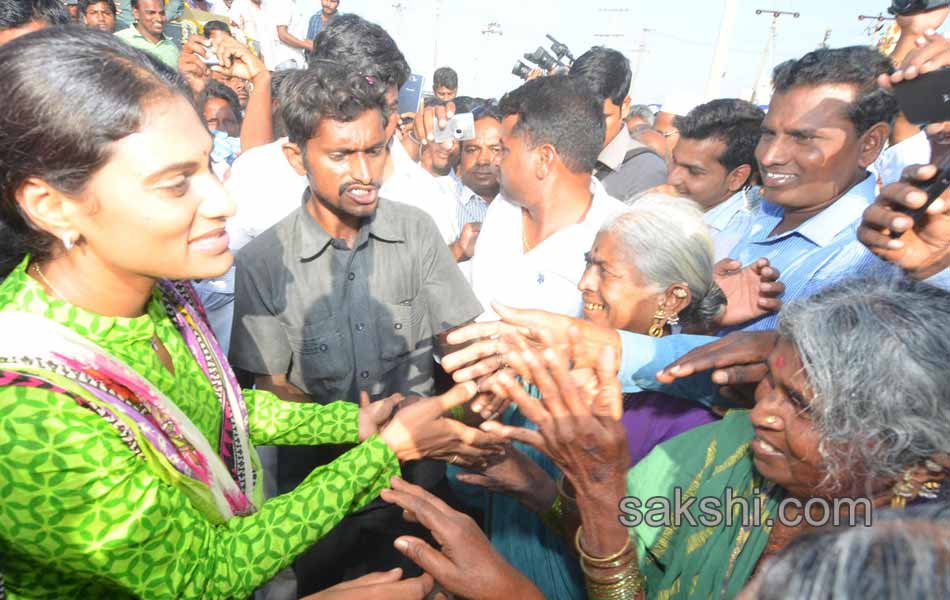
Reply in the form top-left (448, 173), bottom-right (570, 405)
top-left (723, 175), bottom-right (894, 332)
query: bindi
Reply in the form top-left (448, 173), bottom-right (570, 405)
top-left (774, 355), bottom-right (786, 369)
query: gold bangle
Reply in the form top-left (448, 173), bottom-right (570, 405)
top-left (576, 526), bottom-right (631, 565)
top-left (585, 568), bottom-right (646, 600)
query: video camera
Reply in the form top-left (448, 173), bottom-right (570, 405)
top-left (889, 0), bottom-right (950, 15)
top-left (524, 46), bottom-right (560, 72)
top-left (512, 60), bottom-right (533, 80)
top-left (512, 33), bottom-right (575, 80)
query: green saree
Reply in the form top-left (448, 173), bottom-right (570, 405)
top-left (627, 409), bottom-right (784, 599)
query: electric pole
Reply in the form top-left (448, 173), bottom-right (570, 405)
top-left (750, 9), bottom-right (800, 104)
top-left (629, 28), bottom-right (653, 99)
top-left (704, 0), bottom-right (739, 101)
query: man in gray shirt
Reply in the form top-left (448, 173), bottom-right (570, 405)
top-left (229, 62), bottom-right (482, 593)
top-left (571, 46), bottom-right (667, 202)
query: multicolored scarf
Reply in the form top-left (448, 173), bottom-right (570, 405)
top-left (0, 280), bottom-right (259, 524)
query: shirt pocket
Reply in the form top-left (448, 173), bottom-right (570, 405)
top-left (287, 321), bottom-right (350, 387)
top-left (376, 301), bottom-right (423, 362)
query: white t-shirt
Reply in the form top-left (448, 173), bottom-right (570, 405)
top-left (225, 137), bottom-right (308, 251)
top-left (258, 0), bottom-right (307, 70)
top-left (469, 181), bottom-right (627, 320)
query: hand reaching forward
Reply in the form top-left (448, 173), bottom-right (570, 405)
top-left (381, 477), bottom-right (544, 600)
top-left (300, 569), bottom-right (435, 600)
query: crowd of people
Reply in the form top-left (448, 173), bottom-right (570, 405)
top-left (1, 0), bottom-right (949, 599)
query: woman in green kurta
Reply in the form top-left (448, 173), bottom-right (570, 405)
top-left (483, 277), bottom-right (950, 599)
top-left (0, 28), bottom-right (494, 600)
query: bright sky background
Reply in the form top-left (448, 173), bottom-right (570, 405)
top-left (323, 0), bottom-right (899, 106)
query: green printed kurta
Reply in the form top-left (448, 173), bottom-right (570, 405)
top-left (0, 262), bottom-right (400, 599)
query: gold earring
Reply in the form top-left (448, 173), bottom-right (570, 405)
top-left (890, 470), bottom-right (916, 509)
top-left (648, 303), bottom-right (666, 338)
top-left (673, 288), bottom-right (688, 299)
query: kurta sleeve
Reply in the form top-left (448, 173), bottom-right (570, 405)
top-left (0, 385), bottom-right (400, 600)
top-left (245, 388), bottom-right (360, 446)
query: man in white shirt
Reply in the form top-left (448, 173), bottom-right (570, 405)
top-left (259, 0), bottom-right (309, 70)
top-left (470, 76), bottom-right (626, 320)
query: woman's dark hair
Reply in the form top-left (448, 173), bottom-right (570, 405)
top-left (281, 60), bottom-right (389, 149)
top-left (199, 80), bottom-right (244, 130)
top-left (0, 27), bottom-right (191, 278)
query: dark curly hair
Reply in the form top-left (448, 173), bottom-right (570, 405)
top-left (675, 98), bottom-right (764, 181)
top-left (498, 75), bottom-right (604, 174)
top-left (772, 46), bottom-right (898, 134)
top-left (281, 60), bottom-right (389, 149)
top-left (309, 14), bottom-right (410, 91)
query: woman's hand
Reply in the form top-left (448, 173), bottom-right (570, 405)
top-left (357, 391), bottom-right (403, 441)
top-left (479, 341), bottom-right (629, 496)
top-left (381, 477), bottom-right (545, 600)
top-left (454, 446), bottom-right (557, 513)
top-left (300, 569), bottom-right (435, 600)
top-left (379, 383), bottom-right (506, 464)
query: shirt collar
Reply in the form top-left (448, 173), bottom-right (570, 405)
top-left (296, 195), bottom-right (405, 260)
top-left (705, 190), bottom-right (750, 231)
top-left (596, 127), bottom-right (635, 171)
top-left (455, 178), bottom-right (490, 206)
top-left (758, 174), bottom-right (876, 247)
top-left (128, 24), bottom-right (169, 45)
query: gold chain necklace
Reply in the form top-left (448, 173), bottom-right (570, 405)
top-left (31, 263), bottom-right (161, 353)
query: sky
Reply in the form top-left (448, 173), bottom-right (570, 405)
top-left (326, 0), bottom-right (901, 106)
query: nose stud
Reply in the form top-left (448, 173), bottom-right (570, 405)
top-left (764, 416), bottom-right (778, 425)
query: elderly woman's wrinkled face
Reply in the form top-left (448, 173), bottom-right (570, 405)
top-left (578, 231), bottom-right (663, 333)
top-left (749, 337), bottom-right (828, 498)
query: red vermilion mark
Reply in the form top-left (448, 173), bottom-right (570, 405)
top-left (774, 355), bottom-right (786, 369)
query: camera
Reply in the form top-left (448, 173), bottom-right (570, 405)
top-left (546, 34), bottom-right (574, 65)
top-left (200, 47), bottom-right (221, 67)
top-left (524, 47), bottom-right (560, 73)
top-left (433, 112), bottom-right (476, 143)
top-left (512, 60), bottom-right (533, 80)
top-left (889, 0), bottom-right (950, 16)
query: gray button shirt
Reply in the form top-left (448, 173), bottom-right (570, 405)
top-left (230, 197), bottom-right (482, 404)
top-left (594, 127), bottom-right (668, 203)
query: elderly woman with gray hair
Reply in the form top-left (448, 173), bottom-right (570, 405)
top-left (482, 276), bottom-right (950, 599)
top-left (452, 194), bottom-right (728, 600)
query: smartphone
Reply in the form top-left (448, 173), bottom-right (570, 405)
top-left (891, 162), bottom-right (950, 237)
top-left (433, 112), bottom-right (476, 143)
top-left (892, 67), bottom-right (950, 125)
top-left (398, 73), bottom-right (425, 115)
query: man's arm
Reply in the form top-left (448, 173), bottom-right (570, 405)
top-left (276, 25), bottom-right (314, 52)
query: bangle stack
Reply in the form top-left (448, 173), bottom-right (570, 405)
top-left (539, 476), bottom-right (576, 536)
top-left (576, 526), bottom-right (645, 599)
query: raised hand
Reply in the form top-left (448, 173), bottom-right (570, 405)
top-left (480, 342), bottom-right (628, 492)
top-left (713, 258), bottom-right (784, 328)
top-left (454, 445), bottom-right (557, 513)
top-left (378, 383), bottom-right (506, 465)
top-left (381, 477), bottom-right (544, 600)
top-left (858, 164), bottom-right (950, 280)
